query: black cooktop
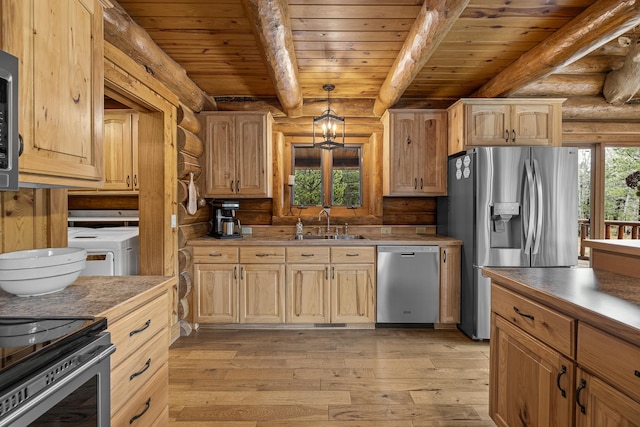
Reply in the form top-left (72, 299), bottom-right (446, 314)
top-left (0, 316), bottom-right (107, 394)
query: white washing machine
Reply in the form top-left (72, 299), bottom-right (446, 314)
top-left (68, 227), bottom-right (139, 276)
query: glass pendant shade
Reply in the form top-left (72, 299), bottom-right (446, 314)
top-left (313, 84), bottom-right (345, 150)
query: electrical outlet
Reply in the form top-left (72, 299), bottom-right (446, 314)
top-left (170, 214), bottom-right (177, 228)
top-left (416, 226), bottom-right (427, 234)
top-left (242, 227), bottom-right (252, 235)
top-left (381, 227), bottom-right (391, 234)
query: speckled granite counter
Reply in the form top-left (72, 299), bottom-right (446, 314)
top-left (483, 267), bottom-right (640, 343)
top-left (0, 276), bottom-right (174, 319)
top-left (189, 227), bottom-right (461, 247)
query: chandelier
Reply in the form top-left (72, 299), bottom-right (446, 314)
top-left (313, 84), bottom-right (345, 150)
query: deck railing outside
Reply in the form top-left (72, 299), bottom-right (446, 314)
top-left (578, 219), bottom-right (640, 259)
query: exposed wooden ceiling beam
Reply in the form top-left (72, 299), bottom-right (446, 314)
top-left (242, 0), bottom-right (303, 118)
top-left (372, 0), bottom-right (469, 117)
top-left (103, 0), bottom-right (216, 112)
top-left (473, 0), bottom-right (640, 98)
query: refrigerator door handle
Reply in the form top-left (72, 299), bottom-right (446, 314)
top-left (532, 159), bottom-right (544, 255)
top-left (523, 159), bottom-right (535, 254)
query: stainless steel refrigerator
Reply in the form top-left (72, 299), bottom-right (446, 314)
top-left (440, 147), bottom-right (578, 340)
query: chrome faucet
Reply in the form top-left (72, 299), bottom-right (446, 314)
top-left (318, 206), bottom-right (331, 233)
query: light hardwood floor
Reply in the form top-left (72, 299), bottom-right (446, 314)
top-left (168, 328), bottom-right (496, 426)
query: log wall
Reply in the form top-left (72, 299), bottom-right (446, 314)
top-left (176, 104), bottom-right (207, 336)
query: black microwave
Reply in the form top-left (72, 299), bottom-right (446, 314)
top-left (0, 49), bottom-right (19, 191)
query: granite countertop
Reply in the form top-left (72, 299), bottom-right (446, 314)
top-left (583, 239), bottom-right (640, 257)
top-left (0, 276), bottom-right (174, 318)
top-left (190, 232), bottom-right (461, 247)
top-left (483, 267), bottom-right (640, 343)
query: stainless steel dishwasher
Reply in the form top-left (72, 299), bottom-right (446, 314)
top-left (376, 246), bottom-right (439, 324)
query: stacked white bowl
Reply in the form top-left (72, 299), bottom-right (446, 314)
top-left (0, 247), bottom-right (87, 297)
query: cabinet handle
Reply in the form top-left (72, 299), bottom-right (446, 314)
top-left (130, 358), bottom-right (151, 381)
top-left (230, 180), bottom-right (234, 192)
top-left (332, 266), bottom-right (335, 280)
top-left (129, 319), bottom-right (151, 337)
top-left (133, 174), bottom-right (138, 187)
top-left (635, 370), bottom-right (640, 378)
top-left (346, 253), bottom-right (359, 257)
top-left (301, 253), bottom-right (315, 257)
top-left (513, 306), bottom-right (535, 321)
top-left (556, 365), bottom-right (567, 398)
top-left (504, 129), bottom-right (509, 142)
top-left (443, 250), bottom-right (447, 263)
top-left (576, 378), bottom-right (587, 414)
top-left (511, 129), bottom-right (516, 143)
top-left (127, 175), bottom-right (131, 187)
top-left (255, 253), bottom-right (272, 257)
top-left (414, 178), bottom-right (418, 190)
top-left (420, 178), bottom-right (423, 190)
top-left (129, 397), bottom-right (151, 424)
top-left (236, 180), bottom-right (240, 192)
top-left (325, 267), bottom-right (329, 280)
top-left (233, 266), bottom-right (237, 280)
top-left (241, 266), bottom-right (244, 280)
top-left (209, 253), bottom-right (222, 257)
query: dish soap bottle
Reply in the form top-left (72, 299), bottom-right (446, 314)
top-left (296, 218), bottom-right (303, 237)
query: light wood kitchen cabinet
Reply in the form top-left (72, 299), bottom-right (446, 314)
top-left (106, 289), bottom-right (169, 426)
top-left (239, 247), bottom-right (286, 323)
top-left (491, 314), bottom-right (575, 427)
top-left (448, 98), bottom-right (564, 156)
top-left (330, 247), bottom-right (376, 323)
top-left (202, 112), bottom-right (273, 198)
top-left (286, 247), bottom-right (330, 323)
top-left (575, 368), bottom-right (640, 427)
top-left (382, 110), bottom-right (447, 196)
top-left (102, 110), bottom-right (139, 191)
top-left (192, 247), bottom-right (239, 324)
top-left (1, 0), bottom-right (105, 187)
top-left (439, 246), bottom-right (460, 325)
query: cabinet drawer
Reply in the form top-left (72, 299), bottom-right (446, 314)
top-left (578, 322), bottom-right (640, 402)
top-left (491, 284), bottom-right (574, 357)
top-left (111, 328), bottom-right (168, 413)
top-left (240, 246), bottom-right (285, 263)
top-left (331, 247), bottom-right (375, 263)
top-left (109, 294), bottom-right (168, 368)
top-left (112, 361), bottom-right (168, 427)
top-left (192, 246), bottom-right (239, 263)
top-left (286, 246), bottom-right (330, 263)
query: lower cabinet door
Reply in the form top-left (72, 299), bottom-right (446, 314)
top-left (194, 263), bottom-right (238, 323)
top-left (490, 314), bottom-right (574, 427)
top-left (330, 264), bottom-right (375, 323)
top-left (575, 368), bottom-right (640, 427)
top-left (240, 264), bottom-right (285, 323)
top-left (286, 264), bottom-right (330, 323)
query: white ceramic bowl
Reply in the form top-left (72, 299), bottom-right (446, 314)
top-left (0, 248), bottom-right (87, 297)
top-left (0, 247), bottom-right (87, 270)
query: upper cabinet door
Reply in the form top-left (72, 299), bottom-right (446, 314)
top-left (203, 114), bottom-right (236, 196)
top-left (511, 104), bottom-right (555, 146)
top-left (466, 103), bottom-right (511, 146)
top-left (389, 112), bottom-right (422, 194)
top-left (2, 0), bottom-right (105, 187)
top-left (235, 114), bottom-right (269, 197)
top-left (103, 111), bottom-right (134, 190)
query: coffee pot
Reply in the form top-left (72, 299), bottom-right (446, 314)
top-left (209, 200), bottom-right (242, 239)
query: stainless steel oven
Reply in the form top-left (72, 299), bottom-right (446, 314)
top-left (0, 317), bottom-right (115, 426)
top-left (0, 49), bottom-right (19, 191)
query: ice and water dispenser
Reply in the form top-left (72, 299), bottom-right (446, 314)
top-left (490, 202), bottom-right (521, 248)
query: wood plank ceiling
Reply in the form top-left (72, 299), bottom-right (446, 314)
top-left (115, 0), bottom-right (640, 118)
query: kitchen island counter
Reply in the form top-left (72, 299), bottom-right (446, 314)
top-left (483, 267), bottom-right (640, 344)
top-left (583, 238), bottom-right (640, 278)
top-left (0, 275), bottom-right (175, 319)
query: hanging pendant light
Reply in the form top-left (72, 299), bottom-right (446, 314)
top-left (313, 84), bottom-right (345, 150)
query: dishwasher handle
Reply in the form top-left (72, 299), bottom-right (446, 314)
top-left (400, 253), bottom-right (416, 257)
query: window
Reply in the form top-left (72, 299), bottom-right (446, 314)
top-left (604, 146), bottom-right (640, 226)
top-left (292, 145), bottom-right (362, 207)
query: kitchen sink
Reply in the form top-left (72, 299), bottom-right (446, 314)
top-left (291, 234), bottom-right (368, 240)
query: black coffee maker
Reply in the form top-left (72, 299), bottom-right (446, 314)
top-left (209, 200), bottom-right (242, 239)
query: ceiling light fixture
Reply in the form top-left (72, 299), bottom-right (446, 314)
top-left (313, 84), bottom-right (345, 150)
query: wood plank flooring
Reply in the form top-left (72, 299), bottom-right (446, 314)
top-left (168, 327), bottom-right (496, 426)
